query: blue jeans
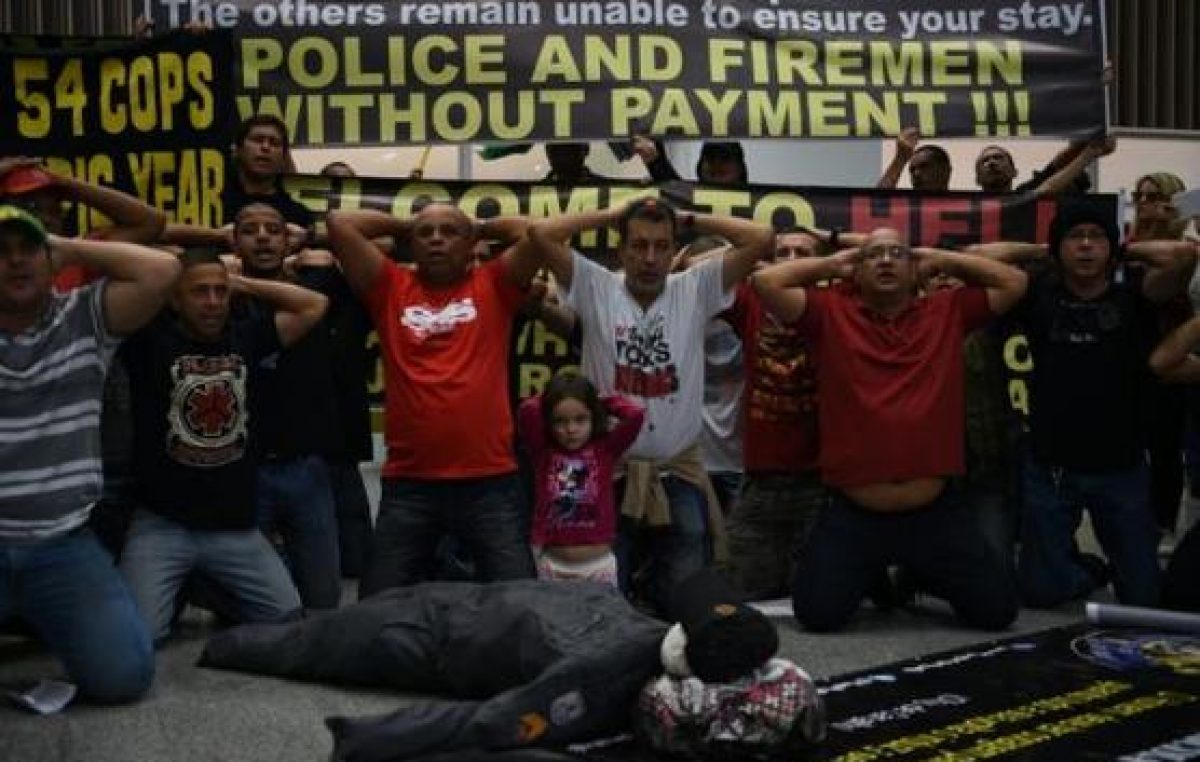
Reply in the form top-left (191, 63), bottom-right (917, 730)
top-left (0, 530), bottom-right (153, 703)
top-left (119, 510), bottom-right (302, 644)
top-left (615, 475), bottom-right (710, 614)
top-left (1018, 456), bottom-right (1161, 607)
top-left (258, 456), bottom-right (342, 609)
top-left (358, 473), bottom-right (534, 598)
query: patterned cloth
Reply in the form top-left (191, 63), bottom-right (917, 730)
top-left (635, 658), bottom-right (826, 759)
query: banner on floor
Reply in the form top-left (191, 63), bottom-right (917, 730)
top-left (0, 30), bottom-right (238, 229)
top-left (815, 625), bottom-right (1200, 762)
top-left (141, 0), bottom-right (1107, 146)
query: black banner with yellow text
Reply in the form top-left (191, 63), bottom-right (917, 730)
top-left (143, 0), bottom-right (1107, 146)
top-left (0, 31), bottom-right (237, 229)
top-left (815, 625), bottom-right (1200, 762)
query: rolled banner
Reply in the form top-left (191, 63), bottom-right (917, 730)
top-left (1086, 602), bottom-right (1200, 633)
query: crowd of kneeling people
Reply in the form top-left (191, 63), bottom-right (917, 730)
top-left (2, 117), bottom-right (1200, 709)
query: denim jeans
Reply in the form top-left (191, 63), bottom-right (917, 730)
top-left (358, 473), bottom-right (534, 598)
top-left (0, 529), bottom-right (153, 703)
top-left (258, 455), bottom-right (342, 609)
top-left (615, 475), bottom-right (710, 614)
top-left (329, 460), bottom-right (373, 578)
top-left (119, 510), bottom-right (302, 644)
top-left (791, 485), bottom-right (1018, 632)
top-left (1018, 456), bottom-right (1161, 607)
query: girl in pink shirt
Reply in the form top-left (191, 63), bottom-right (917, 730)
top-left (518, 373), bottom-right (645, 587)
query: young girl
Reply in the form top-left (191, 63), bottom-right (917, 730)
top-left (518, 372), bottom-right (645, 587)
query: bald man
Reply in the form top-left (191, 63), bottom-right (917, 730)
top-left (752, 228), bottom-right (1027, 632)
top-left (328, 204), bottom-right (542, 596)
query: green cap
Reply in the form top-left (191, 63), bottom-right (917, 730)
top-left (0, 204), bottom-right (48, 245)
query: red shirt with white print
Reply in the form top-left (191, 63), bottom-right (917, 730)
top-left (365, 258), bottom-right (523, 478)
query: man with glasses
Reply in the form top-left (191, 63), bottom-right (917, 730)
top-left (751, 227), bottom-right (1027, 632)
top-left (1011, 202), bottom-right (1198, 608)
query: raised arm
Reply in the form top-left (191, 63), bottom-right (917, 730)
top-left (484, 216), bottom-right (542, 287)
top-left (751, 248), bottom-right (859, 324)
top-left (1029, 136), bottom-right (1115, 198)
top-left (913, 247), bottom-right (1029, 315)
top-left (677, 213), bottom-right (773, 289)
top-left (962, 241), bottom-right (1048, 266)
top-left (1150, 316), bottom-right (1200, 383)
top-left (327, 210), bottom-right (407, 297)
top-left (877, 127), bottom-right (919, 189)
top-left (632, 135), bottom-right (682, 183)
top-left (602, 395), bottom-right (646, 455)
top-left (1125, 239), bottom-right (1199, 304)
top-left (162, 223), bottom-right (230, 248)
top-left (229, 274), bottom-right (328, 348)
top-left (51, 173), bottom-right (166, 244)
top-left (49, 235), bottom-right (180, 336)
top-left (526, 206), bottom-right (625, 290)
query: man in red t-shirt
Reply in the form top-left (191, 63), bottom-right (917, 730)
top-left (720, 228), bottom-right (835, 601)
top-left (753, 227), bottom-right (1027, 632)
top-left (328, 204), bottom-right (541, 596)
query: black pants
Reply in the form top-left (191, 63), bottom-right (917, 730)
top-left (791, 485), bottom-right (1018, 632)
top-left (359, 473), bottom-right (534, 599)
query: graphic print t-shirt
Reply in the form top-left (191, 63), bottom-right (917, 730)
top-left (566, 252), bottom-right (732, 460)
top-left (122, 308), bottom-right (280, 530)
top-left (366, 258), bottom-right (524, 478)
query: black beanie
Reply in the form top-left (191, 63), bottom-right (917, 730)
top-left (1047, 199), bottom-right (1122, 262)
top-left (668, 568), bottom-right (779, 683)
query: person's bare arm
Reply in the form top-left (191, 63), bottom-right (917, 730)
top-left (750, 248), bottom-right (859, 323)
top-left (914, 247), bottom-right (1029, 315)
top-left (1150, 316), bottom-right (1200, 383)
top-left (485, 216), bottom-right (542, 287)
top-left (327, 210), bottom-right (407, 297)
top-left (49, 235), bottom-right (181, 336)
top-left (526, 206), bottom-right (625, 290)
top-left (161, 222), bottom-right (231, 248)
top-left (877, 127), bottom-right (919, 189)
top-left (1124, 239), bottom-right (1200, 304)
top-left (229, 274), bottom-right (328, 348)
top-left (677, 213), bottom-right (773, 289)
top-left (1030, 136), bottom-right (1115, 198)
top-left (51, 174), bottom-right (166, 244)
top-left (962, 241), bottom-right (1048, 265)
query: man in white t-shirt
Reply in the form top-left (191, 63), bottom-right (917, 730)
top-left (528, 199), bottom-right (772, 610)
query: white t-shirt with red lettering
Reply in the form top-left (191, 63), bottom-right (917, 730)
top-left (565, 252), bottom-right (732, 460)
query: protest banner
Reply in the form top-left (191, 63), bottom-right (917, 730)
top-left (141, 0), bottom-right (1108, 146)
top-left (0, 30), bottom-right (237, 229)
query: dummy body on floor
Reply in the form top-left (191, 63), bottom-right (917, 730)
top-left (200, 575), bottom-right (824, 761)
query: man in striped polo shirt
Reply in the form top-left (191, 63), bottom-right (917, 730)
top-left (0, 205), bottom-right (180, 703)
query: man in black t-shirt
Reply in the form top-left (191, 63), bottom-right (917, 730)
top-left (219, 115), bottom-right (314, 230)
top-left (118, 248), bottom-right (328, 644)
top-left (1013, 202), bottom-right (1197, 608)
top-left (162, 115), bottom-right (313, 250)
top-left (234, 202), bottom-right (367, 605)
